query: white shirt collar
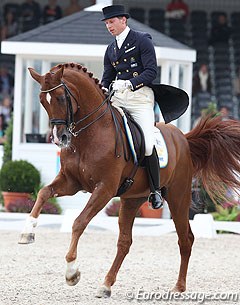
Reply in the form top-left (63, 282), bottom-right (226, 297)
top-left (116, 26), bottom-right (130, 48)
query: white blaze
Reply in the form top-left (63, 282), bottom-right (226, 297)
top-left (52, 125), bottom-right (60, 144)
top-left (46, 93), bottom-right (51, 103)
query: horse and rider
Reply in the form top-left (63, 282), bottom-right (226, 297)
top-left (18, 4), bottom-right (240, 299)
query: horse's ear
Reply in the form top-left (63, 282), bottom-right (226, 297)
top-left (28, 67), bottom-right (42, 84)
top-left (55, 65), bottom-right (64, 80)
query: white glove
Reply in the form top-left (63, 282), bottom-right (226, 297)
top-left (112, 80), bottom-right (132, 93)
top-left (102, 86), bottom-right (109, 93)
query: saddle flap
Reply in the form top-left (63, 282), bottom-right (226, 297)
top-left (121, 107), bottom-right (145, 165)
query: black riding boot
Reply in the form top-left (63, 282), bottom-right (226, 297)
top-left (145, 147), bottom-right (164, 209)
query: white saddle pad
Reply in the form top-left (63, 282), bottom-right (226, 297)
top-left (154, 127), bottom-right (168, 168)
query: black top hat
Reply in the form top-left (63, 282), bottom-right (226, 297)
top-left (101, 5), bottom-right (130, 21)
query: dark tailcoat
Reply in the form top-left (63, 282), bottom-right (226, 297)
top-left (102, 29), bottom-right (189, 123)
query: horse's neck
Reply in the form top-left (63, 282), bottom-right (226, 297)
top-left (77, 95), bottom-right (106, 122)
top-left (69, 75), bottom-right (104, 114)
top-left (65, 71), bottom-right (111, 131)
top-left (73, 84), bottom-right (111, 133)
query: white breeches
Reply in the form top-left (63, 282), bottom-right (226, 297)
top-left (111, 86), bottom-right (155, 156)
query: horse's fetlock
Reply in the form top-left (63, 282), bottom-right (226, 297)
top-left (105, 275), bottom-right (116, 287)
top-left (66, 254), bottom-right (77, 263)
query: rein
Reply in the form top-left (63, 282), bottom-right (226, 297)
top-left (40, 81), bottom-right (110, 137)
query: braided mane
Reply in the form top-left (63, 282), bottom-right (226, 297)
top-left (50, 62), bottom-right (107, 95)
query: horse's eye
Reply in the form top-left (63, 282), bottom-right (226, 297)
top-left (57, 95), bottom-right (65, 103)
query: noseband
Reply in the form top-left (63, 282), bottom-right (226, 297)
top-left (40, 81), bottom-right (110, 137)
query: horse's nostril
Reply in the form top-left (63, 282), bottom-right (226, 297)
top-left (61, 134), bottom-right (68, 143)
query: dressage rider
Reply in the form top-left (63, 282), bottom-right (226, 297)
top-left (101, 5), bottom-right (163, 209)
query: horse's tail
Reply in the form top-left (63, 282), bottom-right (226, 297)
top-left (185, 115), bottom-right (240, 203)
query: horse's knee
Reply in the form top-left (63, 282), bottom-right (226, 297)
top-left (38, 185), bottom-right (53, 198)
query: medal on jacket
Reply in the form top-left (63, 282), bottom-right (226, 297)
top-left (130, 57), bottom-right (138, 68)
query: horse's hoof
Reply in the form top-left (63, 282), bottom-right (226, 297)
top-left (171, 285), bottom-right (186, 293)
top-left (66, 270), bottom-right (81, 286)
top-left (95, 285), bottom-right (111, 298)
top-left (18, 233), bottom-right (35, 244)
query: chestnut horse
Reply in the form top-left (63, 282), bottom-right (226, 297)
top-left (19, 63), bottom-right (240, 298)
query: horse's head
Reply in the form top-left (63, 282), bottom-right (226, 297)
top-left (29, 64), bottom-right (80, 148)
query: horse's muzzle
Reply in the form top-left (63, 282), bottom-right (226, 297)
top-left (52, 125), bottom-right (71, 148)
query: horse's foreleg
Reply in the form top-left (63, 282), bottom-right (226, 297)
top-left (168, 184), bottom-right (194, 292)
top-left (18, 173), bottom-right (79, 244)
top-left (65, 186), bottom-right (115, 287)
top-left (96, 198), bottom-right (144, 298)
top-left (18, 185), bottom-right (53, 244)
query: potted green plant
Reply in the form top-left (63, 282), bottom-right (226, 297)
top-left (212, 204), bottom-right (240, 222)
top-left (0, 160), bottom-right (41, 211)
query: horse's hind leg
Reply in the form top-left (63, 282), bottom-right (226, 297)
top-left (96, 197), bottom-right (144, 298)
top-left (167, 181), bottom-right (194, 292)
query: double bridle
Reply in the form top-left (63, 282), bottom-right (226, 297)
top-left (40, 81), bottom-right (110, 137)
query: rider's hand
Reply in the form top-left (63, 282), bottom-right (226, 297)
top-left (102, 86), bottom-right (109, 93)
top-left (112, 80), bottom-right (133, 93)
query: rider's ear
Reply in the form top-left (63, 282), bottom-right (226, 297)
top-left (28, 67), bottom-right (42, 84)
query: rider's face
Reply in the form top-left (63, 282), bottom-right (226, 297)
top-left (104, 17), bottom-right (127, 36)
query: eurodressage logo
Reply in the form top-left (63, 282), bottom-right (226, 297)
top-left (125, 287), bottom-right (239, 303)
